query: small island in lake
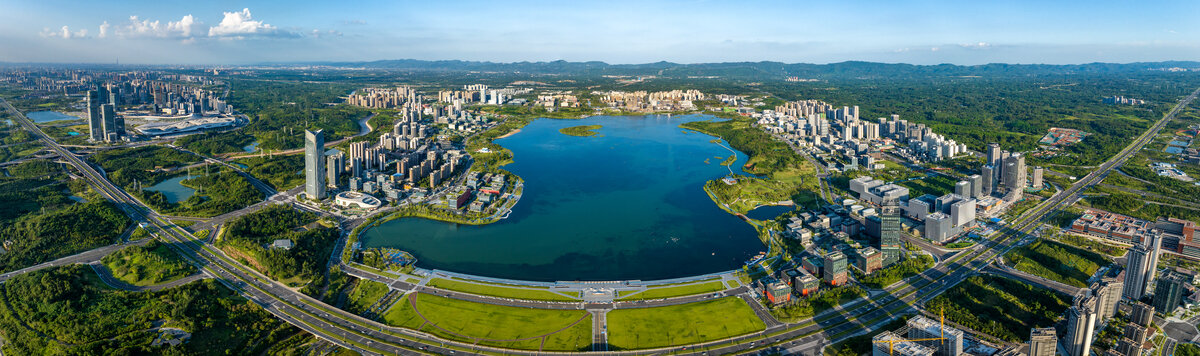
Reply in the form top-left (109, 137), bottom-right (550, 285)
top-left (559, 124), bottom-right (602, 137)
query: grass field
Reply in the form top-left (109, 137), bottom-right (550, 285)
top-left (344, 279), bottom-right (389, 314)
top-left (606, 297), bottom-right (765, 350)
top-left (382, 293), bottom-right (591, 351)
top-left (425, 278), bottom-right (577, 301)
top-left (618, 280), bottom-right (727, 300)
top-left (1005, 239), bottom-right (1111, 288)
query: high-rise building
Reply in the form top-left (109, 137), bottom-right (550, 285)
top-left (100, 103), bottom-right (118, 141)
top-left (1031, 166), bottom-right (1044, 189)
top-left (1122, 232), bottom-right (1161, 301)
top-left (1115, 338), bottom-right (1141, 356)
top-left (86, 90), bottom-right (104, 141)
top-left (1152, 269), bottom-right (1194, 314)
top-left (304, 130), bottom-right (326, 200)
top-left (1129, 302), bottom-right (1154, 327)
top-left (967, 175), bottom-right (982, 198)
top-left (1123, 324), bottom-right (1150, 348)
top-left (879, 200), bottom-right (903, 266)
top-left (907, 315), bottom-right (964, 356)
top-left (1003, 153), bottom-right (1027, 191)
top-left (824, 251), bottom-right (848, 286)
top-left (1065, 302), bottom-right (1097, 356)
top-left (326, 152), bottom-right (342, 190)
top-left (980, 165), bottom-right (995, 196)
top-left (987, 143), bottom-right (1002, 168)
top-left (954, 180), bottom-right (970, 198)
top-left (1092, 277), bottom-right (1123, 319)
top-left (1029, 327), bottom-right (1058, 356)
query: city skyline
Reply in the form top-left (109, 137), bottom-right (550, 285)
top-left (1, 0), bottom-right (1198, 65)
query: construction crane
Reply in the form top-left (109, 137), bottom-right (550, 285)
top-left (872, 308), bottom-right (949, 356)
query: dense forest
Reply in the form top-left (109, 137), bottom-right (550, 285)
top-left (0, 200), bottom-right (130, 273)
top-left (0, 265), bottom-right (297, 354)
top-left (219, 204), bottom-right (339, 284)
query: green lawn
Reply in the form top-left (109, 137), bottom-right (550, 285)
top-left (381, 293), bottom-right (591, 351)
top-left (618, 280), bottom-right (727, 300)
top-left (1005, 239), bottom-right (1111, 288)
top-left (425, 278), bottom-right (577, 301)
top-left (101, 240), bottom-right (197, 286)
top-left (343, 279), bottom-right (390, 314)
top-left (606, 297), bottom-right (765, 350)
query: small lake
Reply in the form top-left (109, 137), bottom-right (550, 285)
top-left (26, 111), bottom-right (81, 123)
top-left (745, 205), bottom-right (795, 221)
top-left (144, 175), bottom-right (197, 203)
top-left (360, 115), bottom-right (764, 281)
top-left (243, 141), bottom-right (259, 153)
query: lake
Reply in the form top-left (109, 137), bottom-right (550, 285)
top-left (359, 115), bottom-right (765, 281)
top-left (243, 141), bottom-right (259, 153)
top-left (745, 205), bottom-right (795, 221)
top-left (145, 175), bottom-right (197, 203)
top-left (26, 111), bottom-right (81, 123)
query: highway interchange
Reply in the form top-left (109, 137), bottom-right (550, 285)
top-left (0, 84), bottom-right (1197, 355)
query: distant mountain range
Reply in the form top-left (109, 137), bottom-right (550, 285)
top-left (289, 59), bottom-right (1200, 79)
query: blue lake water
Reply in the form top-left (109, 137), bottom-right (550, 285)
top-left (145, 175), bottom-right (196, 203)
top-left (67, 131), bottom-right (81, 136)
top-left (360, 115), bottom-right (764, 281)
top-left (26, 111), bottom-right (81, 123)
top-left (243, 141), bottom-right (259, 153)
top-left (745, 205), bottom-right (795, 221)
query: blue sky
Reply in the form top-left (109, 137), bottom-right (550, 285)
top-left (1, 0), bottom-right (1197, 65)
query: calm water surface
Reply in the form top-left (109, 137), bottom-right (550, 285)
top-left (145, 175), bottom-right (196, 203)
top-left (359, 115), bottom-right (765, 281)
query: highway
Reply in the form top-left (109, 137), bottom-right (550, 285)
top-left (0, 84), bottom-right (1195, 355)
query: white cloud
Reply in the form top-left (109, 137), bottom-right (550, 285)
top-left (310, 29), bottom-right (343, 38)
top-left (208, 8), bottom-right (295, 38)
top-left (43, 26), bottom-right (89, 39)
top-left (960, 42), bottom-right (991, 49)
top-left (43, 8), bottom-right (301, 42)
top-left (116, 14), bottom-right (204, 40)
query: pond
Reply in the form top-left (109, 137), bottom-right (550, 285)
top-left (144, 175), bottom-right (197, 204)
top-left (745, 205), bottom-right (795, 221)
top-left (26, 111), bottom-right (82, 123)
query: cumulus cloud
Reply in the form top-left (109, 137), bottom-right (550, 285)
top-left (45, 8), bottom-right (305, 42)
top-left (960, 42), bottom-right (991, 49)
top-left (108, 14), bottom-right (204, 40)
top-left (208, 8), bottom-right (296, 38)
top-left (41, 26), bottom-right (88, 39)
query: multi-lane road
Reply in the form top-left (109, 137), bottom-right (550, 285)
top-left (1, 84), bottom-right (1197, 355)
